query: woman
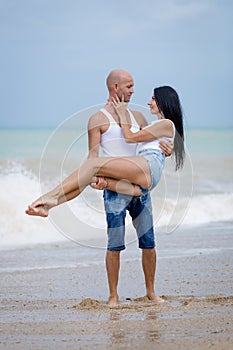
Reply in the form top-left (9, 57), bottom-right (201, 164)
top-left (26, 86), bottom-right (185, 217)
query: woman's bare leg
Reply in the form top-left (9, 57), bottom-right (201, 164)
top-left (25, 176), bottom-right (142, 217)
top-left (25, 156), bottom-right (150, 217)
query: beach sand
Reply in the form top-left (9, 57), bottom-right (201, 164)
top-left (0, 221), bottom-right (232, 349)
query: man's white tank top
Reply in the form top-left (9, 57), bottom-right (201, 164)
top-left (136, 119), bottom-right (176, 154)
top-left (100, 108), bottom-right (139, 157)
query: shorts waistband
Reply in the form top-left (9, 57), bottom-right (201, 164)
top-left (138, 148), bottom-right (163, 157)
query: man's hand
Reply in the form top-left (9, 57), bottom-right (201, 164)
top-left (159, 140), bottom-right (174, 157)
top-left (90, 176), bottom-right (107, 190)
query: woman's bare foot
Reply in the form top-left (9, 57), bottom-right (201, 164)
top-left (108, 295), bottom-right (119, 308)
top-left (25, 196), bottom-right (58, 217)
top-left (25, 204), bottom-right (49, 217)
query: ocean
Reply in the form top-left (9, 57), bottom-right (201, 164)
top-left (0, 119), bottom-right (233, 249)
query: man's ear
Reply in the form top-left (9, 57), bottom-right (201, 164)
top-left (113, 83), bottom-right (118, 91)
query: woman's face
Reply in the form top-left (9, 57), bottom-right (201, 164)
top-left (147, 95), bottom-right (161, 115)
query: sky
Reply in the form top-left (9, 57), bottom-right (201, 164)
top-left (0, 0), bottom-right (232, 128)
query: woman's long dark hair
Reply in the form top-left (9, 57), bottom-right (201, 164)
top-left (154, 86), bottom-right (185, 170)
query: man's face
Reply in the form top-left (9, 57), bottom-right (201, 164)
top-left (116, 76), bottom-right (134, 103)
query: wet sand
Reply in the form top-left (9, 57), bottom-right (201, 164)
top-left (0, 221), bottom-right (233, 349)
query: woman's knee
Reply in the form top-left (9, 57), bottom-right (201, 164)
top-left (86, 158), bottom-right (101, 173)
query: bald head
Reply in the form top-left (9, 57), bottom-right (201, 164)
top-left (105, 69), bottom-right (134, 102)
top-left (106, 69), bottom-right (133, 90)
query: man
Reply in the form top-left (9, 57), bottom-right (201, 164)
top-left (88, 69), bottom-right (172, 307)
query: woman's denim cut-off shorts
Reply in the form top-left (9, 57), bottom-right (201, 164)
top-left (138, 148), bottom-right (165, 195)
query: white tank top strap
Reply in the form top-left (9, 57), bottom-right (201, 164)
top-left (128, 110), bottom-right (138, 128)
top-left (168, 120), bottom-right (176, 140)
top-left (100, 108), bottom-right (116, 124)
top-left (173, 123), bottom-right (176, 139)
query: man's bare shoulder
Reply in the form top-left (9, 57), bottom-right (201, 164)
top-left (130, 110), bottom-right (148, 127)
top-left (88, 110), bottom-right (107, 129)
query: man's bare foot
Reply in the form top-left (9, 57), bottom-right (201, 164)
top-left (25, 196), bottom-right (57, 217)
top-left (147, 293), bottom-right (165, 304)
top-left (108, 296), bottom-right (119, 308)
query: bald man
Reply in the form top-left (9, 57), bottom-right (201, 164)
top-left (88, 69), bottom-right (172, 307)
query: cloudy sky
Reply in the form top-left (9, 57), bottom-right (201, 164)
top-left (0, 0), bottom-right (232, 128)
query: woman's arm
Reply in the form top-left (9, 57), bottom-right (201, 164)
top-left (112, 96), bottom-right (173, 143)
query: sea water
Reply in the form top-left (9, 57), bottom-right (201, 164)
top-left (0, 114), bottom-right (233, 248)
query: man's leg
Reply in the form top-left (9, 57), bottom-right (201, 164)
top-left (105, 250), bottom-right (120, 307)
top-left (103, 189), bottom-right (131, 307)
top-left (129, 194), bottom-right (164, 303)
top-left (142, 248), bottom-right (156, 299)
top-left (142, 248), bottom-right (163, 302)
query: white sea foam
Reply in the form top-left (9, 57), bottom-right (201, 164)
top-left (0, 168), bottom-right (65, 248)
top-left (0, 164), bottom-right (232, 249)
top-left (153, 193), bottom-right (233, 229)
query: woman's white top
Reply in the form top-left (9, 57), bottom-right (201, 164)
top-left (136, 119), bottom-right (176, 154)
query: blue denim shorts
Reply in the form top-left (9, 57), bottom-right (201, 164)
top-left (103, 190), bottom-right (155, 251)
top-left (138, 148), bottom-right (165, 194)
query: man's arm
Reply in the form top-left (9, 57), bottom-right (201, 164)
top-left (159, 140), bottom-right (174, 157)
top-left (88, 111), bottom-right (108, 189)
top-left (87, 111), bottom-right (105, 159)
